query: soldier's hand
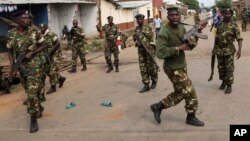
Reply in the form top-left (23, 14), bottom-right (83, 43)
top-left (177, 44), bottom-right (190, 51)
top-left (236, 50), bottom-right (241, 59)
top-left (25, 51), bottom-right (33, 60)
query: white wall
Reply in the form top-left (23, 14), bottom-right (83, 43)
top-left (48, 4), bottom-right (59, 35)
top-left (79, 4), bottom-right (98, 38)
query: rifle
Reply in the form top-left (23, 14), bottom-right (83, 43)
top-left (13, 52), bottom-right (29, 76)
top-left (134, 34), bottom-right (160, 71)
top-left (208, 38), bottom-right (217, 81)
top-left (183, 17), bottom-right (211, 49)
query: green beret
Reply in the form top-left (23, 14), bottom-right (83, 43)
top-left (13, 10), bottom-right (29, 18)
top-left (167, 6), bottom-right (179, 14)
top-left (135, 14), bottom-right (145, 19)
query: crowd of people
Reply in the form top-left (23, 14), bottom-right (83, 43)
top-left (0, 5), bottom-right (243, 134)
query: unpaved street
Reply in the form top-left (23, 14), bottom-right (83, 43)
top-left (0, 13), bottom-right (250, 141)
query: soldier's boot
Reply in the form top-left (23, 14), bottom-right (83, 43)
top-left (68, 65), bottom-right (76, 73)
top-left (30, 115), bottom-right (39, 133)
top-left (186, 113), bottom-right (204, 126)
top-left (81, 65), bottom-right (87, 71)
top-left (23, 100), bottom-right (28, 105)
top-left (115, 65), bottom-right (119, 72)
top-left (151, 81), bottom-right (157, 89)
top-left (58, 76), bottom-right (66, 88)
top-left (139, 83), bottom-right (150, 93)
top-left (225, 85), bottom-right (232, 94)
top-left (46, 85), bottom-right (56, 94)
top-left (37, 105), bottom-right (44, 119)
top-left (219, 81), bottom-right (226, 89)
top-left (106, 64), bottom-right (113, 73)
top-left (150, 101), bottom-right (165, 123)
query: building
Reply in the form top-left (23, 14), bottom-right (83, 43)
top-left (233, 0), bottom-right (250, 14)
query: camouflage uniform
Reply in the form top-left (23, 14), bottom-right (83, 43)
top-left (193, 13), bottom-right (201, 25)
top-left (214, 19), bottom-right (243, 86)
top-left (70, 26), bottom-right (86, 67)
top-left (156, 23), bottom-right (198, 113)
top-left (119, 32), bottom-right (128, 49)
top-left (241, 10), bottom-right (248, 31)
top-left (102, 24), bottom-right (120, 65)
top-left (43, 30), bottom-right (62, 86)
top-left (133, 25), bottom-right (158, 84)
top-left (7, 26), bottom-right (45, 116)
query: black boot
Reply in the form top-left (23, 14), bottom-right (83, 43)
top-left (68, 65), bottom-right (76, 73)
top-left (58, 76), bottom-right (66, 88)
top-left (46, 85), bottom-right (56, 94)
top-left (115, 65), bottom-right (119, 72)
top-left (30, 115), bottom-right (39, 133)
top-left (37, 105), bottom-right (44, 119)
top-left (186, 113), bottom-right (204, 126)
top-left (139, 83), bottom-right (150, 93)
top-left (219, 81), bottom-right (226, 89)
top-left (150, 101), bottom-right (165, 123)
top-left (106, 64), bottom-right (113, 73)
top-left (225, 85), bottom-right (232, 94)
top-left (81, 65), bottom-right (87, 71)
top-left (151, 81), bottom-right (157, 89)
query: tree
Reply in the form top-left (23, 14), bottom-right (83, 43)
top-left (182, 0), bottom-right (200, 10)
top-left (215, 0), bottom-right (232, 10)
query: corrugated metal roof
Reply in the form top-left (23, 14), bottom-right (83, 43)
top-left (116, 0), bottom-right (150, 9)
top-left (0, 0), bottom-right (96, 4)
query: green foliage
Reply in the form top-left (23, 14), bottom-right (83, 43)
top-left (215, 0), bottom-right (232, 11)
top-left (85, 38), bottom-right (103, 53)
top-left (182, 0), bottom-right (199, 10)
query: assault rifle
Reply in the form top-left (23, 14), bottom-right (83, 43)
top-left (208, 38), bottom-right (218, 81)
top-left (13, 52), bottom-right (29, 76)
top-left (134, 34), bottom-right (160, 71)
top-left (183, 17), bottom-right (211, 49)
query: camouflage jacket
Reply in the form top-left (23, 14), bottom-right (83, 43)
top-left (214, 20), bottom-right (243, 56)
top-left (193, 14), bottom-right (201, 25)
top-left (102, 23), bottom-right (120, 42)
top-left (43, 29), bottom-right (58, 52)
top-left (70, 26), bottom-right (85, 43)
top-left (7, 26), bottom-right (45, 68)
top-left (133, 24), bottom-right (153, 50)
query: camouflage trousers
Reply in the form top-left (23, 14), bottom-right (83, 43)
top-left (45, 60), bottom-right (59, 86)
top-left (162, 68), bottom-right (198, 114)
top-left (104, 41), bottom-right (119, 65)
top-left (71, 44), bottom-right (86, 66)
top-left (20, 68), bottom-right (44, 116)
top-left (138, 49), bottom-right (158, 84)
top-left (217, 54), bottom-right (234, 85)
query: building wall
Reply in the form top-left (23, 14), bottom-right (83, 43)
top-left (48, 4), bottom-right (59, 36)
top-left (100, 0), bottom-right (153, 31)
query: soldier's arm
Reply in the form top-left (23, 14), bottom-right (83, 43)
top-left (75, 28), bottom-right (85, 38)
top-left (49, 34), bottom-right (60, 56)
top-left (235, 26), bottom-right (243, 59)
top-left (6, 31), bottom-right (15, 77)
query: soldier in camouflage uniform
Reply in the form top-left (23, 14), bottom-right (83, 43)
top-left (96, 16), bottom-right (120, 73)
top-left (214, 9), bottom-right (243, 94)
top-left (150, 7), bottom-right (206, 126)
top-left (39, 24), bottom-right (66, 94)
top-left (68, 20), bottom-right (87, 73)
top-left (133, 14), bottom-right (158, 93)
top-left (7, 10), bottom-right (47, 133)
top-left (241, 8), bottom-right (248, 32)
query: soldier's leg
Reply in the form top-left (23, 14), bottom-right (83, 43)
top-left (113, 46), bottom-right (120, 72)
top-left (105, 43), bottom-right (113, 73)
top-left (147, 55), bottom-right (158, 89)
top-left (78, 46), bottom-right (87, 71)
top-left (217, 55), bottom-right (226, 89)
top-left (138, 50), bottom-right (150, 93)
top-left (68, 47), bottom-right (77, 73)
top-left (46, 61), bottom-right (58, 94)
top-left (224, 54), bottom-right (234, 94)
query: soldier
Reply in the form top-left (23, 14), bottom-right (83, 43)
top-left (39, 24), bottom-right (66, 94)
top-left (241, 8), bottom-right (248, 32)
top-left (133, 14), bottom-right (158, 93)
top-left (193, 11), bottom-right (201, 25)
top-left (150, 7), bottom-right (206, 126)
top-left (7, 10), bottom-right (47, 133)
top-left (96, 16), bottom-right (120, 73)
top-left (68, 20), bottom-right (87, 73)
top-left (214, 8), bottom-right (243, 94)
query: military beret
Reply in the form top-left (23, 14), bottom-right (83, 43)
top-left (13, 10), bottom-right (29, 18)
top-left (167, 6), bottom-right (179, 14)
top-left (107, 16), bottom-right (113, 19)
top-left (135, 14), bottom-right (145, 19)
